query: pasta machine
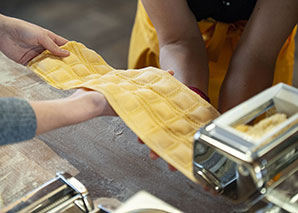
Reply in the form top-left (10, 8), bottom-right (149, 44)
top-left (1, 172), bottom-right (179, 213)
top-left (1, 172), bottom-right (100, 213)
top-left (193, 83), bottom-right (298, 212)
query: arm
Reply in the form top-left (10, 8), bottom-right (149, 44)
top-left (0, 89), bottom-right (116, 145)
top-left (0, 14), bottom-right (69, 65)
top-left (219, 0), bottom-right (298, 112)
top-left (142, 0), bottom-right (209, 94)
top-left (31, 89), bottom-right (116, 135)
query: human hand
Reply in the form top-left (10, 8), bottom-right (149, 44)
top-left (0, 14), bottom-right (69, 65)
top-left (137, 138), bottom-right (177, 171)
top-left (138, 137), bottom-right (218, 193)
top-left (31, 88), bottom-right (116, 135)
top-left (68, 88), bottom-right (117, 117)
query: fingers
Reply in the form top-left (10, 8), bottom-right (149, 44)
top-left (137, 137), bottom-right (145, 144)
top-left (149, 150), bottom-right (160, 160)
top-left (137, 138), bottom-right (159, 159)
top-left (138, 138), bottom-right (159, 160)
top-left (150, 151), bottom-right (177, 171)
top-left (47, 30), bottom-right (69, 46)
top-left (39, 33), bottom-right (69, 57)
top-left (168, 164), bottom-right (177, 171)
top-left (167, 70), bottom-right (174, 76)
top-left (19, 46), bottom-right (45, 65)
top-left (137, 137), bottom-right (176, 171)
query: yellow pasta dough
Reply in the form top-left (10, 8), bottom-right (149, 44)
top-left (28, 41), bottom-right (220, 182)
top-left (235, 113), bottom-right (287, 139)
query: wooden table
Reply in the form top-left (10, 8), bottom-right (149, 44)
top-left (0, 52), bottom-right (233, 212)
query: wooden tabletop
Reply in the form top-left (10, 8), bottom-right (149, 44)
top-left (0, 53), bottom-right (233, 212)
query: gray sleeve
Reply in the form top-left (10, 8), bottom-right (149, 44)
top-left (0, 98), bottom-right (37, 145)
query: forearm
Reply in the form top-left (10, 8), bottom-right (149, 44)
top-left (219, 56), bottom-right (275, 113)
top-left (159, 37), bottom-right (209, 94)
top-left (0, 90), bottom-right (114, 144)
top-left (30, 91), bottom-right (108, 135)
top-left (0, 14), bottom-right (10, 40)
top-left (0, 98), bottom-right (36, 145)
top-left (219, 0), bottom-right (298, 113)
top-left (29, 99), bottom-right (85, 135)
top-left (141, 0), bottom-right (209, 94)
top-left (0, 14), bottom-right (18, 40)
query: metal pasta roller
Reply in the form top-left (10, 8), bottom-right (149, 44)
top-left (2, 172), bottom-right (98, 213)
top-left (193, 83), bottom-right (298, 212)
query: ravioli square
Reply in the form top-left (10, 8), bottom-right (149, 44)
top-left (188, 105), bottom-right (220, 124)
top-left (150, 77), bottom-right (177, 96)
top-left (48, 69), bottom-right (73, 83)
top-left (72, 64), bottom-right (91, 77)
top-left (37, 57), bottom-right (60, 72)
top-left (169, 118), bottom-right (195, 136)
top-left (169, 143), bottom-right (193, 166)
top-left (150, 102), bottom-right (177, 122)
top-left (171, 91), bottom-right (197, 111)
top-left (134, 88), bottom-right (159, 102)
top-left (62, 53), bottom-right (79, 64)
top-left (99, 83), bottom-right (121, 94)
top-left (118, 82), bottom-right (138, 91)
top-left (133, 71), bottom-right (160, 84)
top-left (93, 65), bottom-right (112, 75)
top-left (81, 48), bottom-right (103, 64)
top-left (148, 128), bottom-right (177, 150)
top-left (131, 111), bottom-right (157, 133)
top-left (100, 74), bottom-right (122, 84)
top-left (116, 92), bottom-right (141, 112)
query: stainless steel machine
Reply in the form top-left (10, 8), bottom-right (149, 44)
top-left (193, 83), bottom-right (298, 212)
top-left (1, 172), bottom-right (99, 213)
top-left (1, 172), bottom-right (177, 213)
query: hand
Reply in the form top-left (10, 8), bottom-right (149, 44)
top-left (0, 14), bottom-right (69, 65)
top-left (138, 137), bottom-right (218, 194)
top-left (68, 88), bottom-right (117, 117)
top-left (30, 88), bottom-right (116, 135)
top-left (137, 138), bottom-right (177, 171)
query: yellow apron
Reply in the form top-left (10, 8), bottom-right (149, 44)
top-left (128, 0), bottom-right (297, 108)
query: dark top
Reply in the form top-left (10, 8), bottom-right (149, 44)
top-left (187, 0), bottom-right (257, 23)
top-left (0, 98), bottom-right (36, 145)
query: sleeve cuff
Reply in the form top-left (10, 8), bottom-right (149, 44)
top-left (188, 86), bottom-right (210, 103)
top-left (0, 98), bottom-right (37, 145)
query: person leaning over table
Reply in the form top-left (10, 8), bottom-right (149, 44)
top-left (0, 14), bottom-right (116, 145)
top-left (129, 0), bottom-right (298, 113)
top-left (130, 0), bottom-right (298, 172)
